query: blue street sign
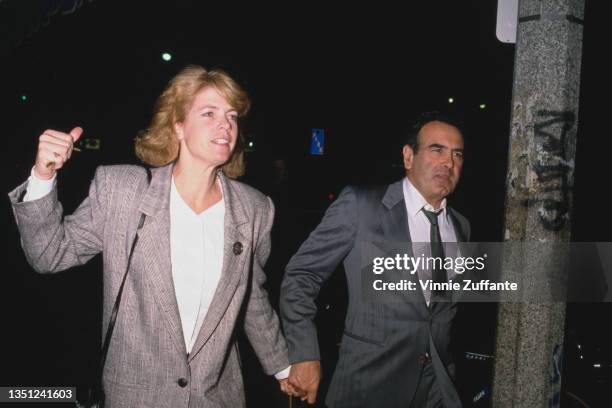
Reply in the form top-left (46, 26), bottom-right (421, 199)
top-left (310, 128), bottom-right (325, 155)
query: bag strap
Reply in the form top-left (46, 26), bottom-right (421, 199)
top-left (99, 166), bottom-right (152, 370)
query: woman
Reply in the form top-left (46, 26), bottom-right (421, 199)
top-left (9, 65), bottom-right (293, 407)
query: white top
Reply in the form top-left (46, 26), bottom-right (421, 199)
top-left (402, 177), bottom-right (460, 304)
top-left (170, 177), bottom-right (224, 353)
top-left (23, 168), bottom-right (290, 379)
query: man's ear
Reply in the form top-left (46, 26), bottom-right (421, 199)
top-left (402, 145), bottom-right (414, 171)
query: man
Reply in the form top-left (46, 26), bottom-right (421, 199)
top-left (280, 112), bottom-right (470, 408)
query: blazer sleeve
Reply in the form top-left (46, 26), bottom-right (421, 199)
top-left (8, 166), bottom-right (109, 273)
top-left (280, 186), bottom-right (358, 363)
top-left (243, 196), bottom-right (290, 375)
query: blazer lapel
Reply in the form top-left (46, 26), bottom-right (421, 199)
top-left (380, 181), bottom-right (412, 253)
top-left (380, 180), bottom-right (430, 318)
top-left (188, 172), bottom-right (251, 362)
top-left (447, 207), bottom-right (471, 304)
top-left (136, 164), bottom-right (187, 356)
top-left (448, 208), bottom-right (467, 243)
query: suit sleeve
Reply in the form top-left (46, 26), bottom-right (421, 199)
top-left (8, 166), bottom-right (109, 273)
top-left (280, 186), bottom-right (358, 363)
top-left (243, 196), bottom-right (290, 375)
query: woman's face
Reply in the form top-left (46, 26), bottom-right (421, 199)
top-left (175, 86), bottom-right (239, 168)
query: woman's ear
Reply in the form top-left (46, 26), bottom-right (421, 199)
top-left (174, 122), bottom-right (184, 141)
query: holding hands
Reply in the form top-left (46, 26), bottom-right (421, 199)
top-left (285, 360), bottom-right (321, 404)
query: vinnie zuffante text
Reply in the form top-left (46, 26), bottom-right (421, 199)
top-left (371, 254), bottom-right (518, 292)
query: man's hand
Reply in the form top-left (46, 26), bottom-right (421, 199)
top-left (288, 360), bottom-right (321, 404)
top-left (34, 127), bottom-right (83, 180)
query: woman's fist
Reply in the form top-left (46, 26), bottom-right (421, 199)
top-left (33, 127), bottom-right (83, 179)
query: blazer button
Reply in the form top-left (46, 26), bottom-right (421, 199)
top-left (177, 378), bottom-right (188, 387)
top-left (418, 354), bottom-right (431, 365)
top-left (233, 242), bottom-right (243, 255)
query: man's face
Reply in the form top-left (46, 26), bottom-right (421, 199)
top-left (402, 121), bottom-right (464, 207)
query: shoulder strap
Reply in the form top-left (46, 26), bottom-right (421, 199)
top-left (99, 166), bottom-right (151, 369)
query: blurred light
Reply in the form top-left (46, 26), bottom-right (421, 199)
top-left (84, 138), bottom-right (100, 150)
top-left (248, 141), bottom-right (254, 148)
top-left (580, 355), bottom-right (584, 359)
top-left (20, 94), bottom-right (27, 102)
top-left (594, 363), bottom-right (601, 368)
top-left (448, 97), bottom-right (454, 104)
top-left (578, 344), bottom-right (581, 349)
top-left (479, 103), bottom-right (487, 110)
top-left (162, 52), bottom-right (172, 62)
top-left (328, 193), bottom-right (335, 201)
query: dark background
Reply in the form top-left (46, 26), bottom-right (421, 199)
top-left (1, 0), bottom-right (609, 406)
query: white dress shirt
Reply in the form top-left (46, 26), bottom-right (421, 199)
top-left (402, 177), bottom-right (459, 304)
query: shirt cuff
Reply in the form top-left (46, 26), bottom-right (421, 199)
top-left (274, 366), bottom-right (291, 380)
top-left (23, 167), bottom-right (56, 202)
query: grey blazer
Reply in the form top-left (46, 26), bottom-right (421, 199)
top-left (9, 164), bottom-right (289, 408)
top-left (280, 180), bottom-right (470, 408)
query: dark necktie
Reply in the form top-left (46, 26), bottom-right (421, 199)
top-left (422, 209), bottom-right (447, 300)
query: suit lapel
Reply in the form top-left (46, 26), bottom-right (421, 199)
top-left (380, 182), bottom-right (412, 246)
top-left (448, 208), bottom-right (467, 243)
top-left (447, 208), bottom-right (469, 304)
top-left (380, 181), bottom-right (430, 317)
top-left (188, 172), bottom-right (251, 362)
top-left (136, 164), bottom-right (187, 356)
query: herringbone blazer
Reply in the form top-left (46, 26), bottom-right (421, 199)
top-left (9, 164), bottom-right (289, 408)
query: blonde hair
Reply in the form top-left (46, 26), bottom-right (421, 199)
top-left (135, 65), bottom-right (251, 178)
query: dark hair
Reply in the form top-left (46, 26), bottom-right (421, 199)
top-left (404, 111), bottom-right (465, 153)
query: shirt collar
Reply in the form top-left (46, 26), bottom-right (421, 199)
top-left (402, 177), bottom-right (447, 218)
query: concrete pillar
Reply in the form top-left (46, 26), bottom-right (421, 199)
top-left (492, 1), bottom-right (585, 407)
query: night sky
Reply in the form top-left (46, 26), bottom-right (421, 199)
top-left (2, 1), bottom-right (516, 225)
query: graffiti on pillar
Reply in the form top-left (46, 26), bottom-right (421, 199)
top-left (530, 110), bottom-right (575, 231)
top-left (548, 343), bottom-right (562, 408)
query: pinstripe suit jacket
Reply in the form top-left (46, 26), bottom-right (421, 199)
top-left (9, 164), bottom-right (289, 408)
top-left (280, 180), bottom-right (470, 408)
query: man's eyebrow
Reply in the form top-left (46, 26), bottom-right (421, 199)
top-left (426, 143), bottom-right (447, 149)
top-left (425, 143), bottom-right (464, 152)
